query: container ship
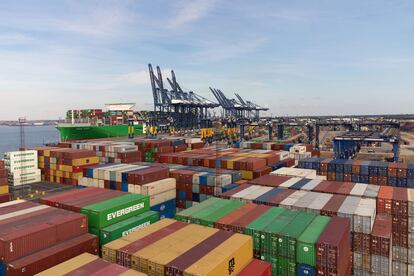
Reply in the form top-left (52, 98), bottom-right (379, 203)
top-left (57, 103), bottom-right (145, 141)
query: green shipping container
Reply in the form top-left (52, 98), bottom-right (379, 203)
top-left (189, 199), bottom-right (238, 225)
top-left (296, 215), bottom-right (331, 266)
top-left (199, 200), bottom-right (245, 227)
top-left (98, 210), bottom-right (159, 245)
top-left (175, 197), bottom-right (221, 222)
top-left (277, 212), bottom-right (316, 260)
top-left (277, 257), bottom-right (296, 276)
top-left (81, 194), bottom-right (150, 229)
top-left (264, 209), bottom-right (298, 257)
top-left (244, 207), bottom-right (285, 253)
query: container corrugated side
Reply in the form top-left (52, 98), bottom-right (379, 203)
top-left (277, 212), bottom-right (316, 259)
top-left (279, 190), bottom-right (307, 209)
top-left (306, 193), bottom-right (332, 214)
top-left (98, 211), bottom-right (159, 245)
top-left (353, 198), bottom-right (376, 234)
top-left (80, 193), bottom-right (150, 229)
top-left (337, 196), bottom-right (361, 229)
top-left (130, 224), bottom-right (216, 274)
top-left (297, 215), bottom-right (331, 267)
top-left (183, 233), bottom-right (252, 276)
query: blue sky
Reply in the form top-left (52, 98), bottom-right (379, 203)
top-left (0, 0), bottom-right (414, 119)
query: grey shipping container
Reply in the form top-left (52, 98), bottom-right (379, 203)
top-left (337, 196), bottom-right (361, 230)
top-left (392, 246), bottom-right (408, 263)
top-left (371, 255), bottom-right (391, 276)
top-left (363, 184), bottom-right (380, 199)
top-left (392, 261), bottom-right (407, 276)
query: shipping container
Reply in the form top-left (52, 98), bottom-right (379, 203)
top-left (316, 217), bottom-right (351, 275)
top-left (297, 216), bottom-right (331, 267)
top-left (80, 194), bottom-right (150, 229)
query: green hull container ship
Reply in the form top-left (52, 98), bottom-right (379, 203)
top-left (57, 124), bottom-right (144, 141)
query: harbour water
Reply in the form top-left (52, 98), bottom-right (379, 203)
top-left (0, 125), bottom-right (59, 157)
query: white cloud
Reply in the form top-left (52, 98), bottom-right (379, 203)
top-left (170, 0), bottom-right (219, 28)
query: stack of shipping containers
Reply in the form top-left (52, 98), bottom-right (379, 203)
top-left (0, 160), bottom-right (9, 203)
top-left (34, 147), bottom-right (99, 185)
top-left (0, 200), bottom-right (98, 275)
top-left (39, 187), bottom-right (157, 247)
top-left (175, 197), bottom-right (352, 275)
top-left (299, 158), bottom-right (414, 187)
top-left (4, 150), bottom-right (41, 186)
top-left (102, 218), bottom-right (258, 276)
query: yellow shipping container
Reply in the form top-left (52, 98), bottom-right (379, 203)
top-left (71, 172), bottom-right (83, 180)
top-left (50, 164), bottom-right (57, 170)
top-left (131, 224), bottom-right (212, 274)
top-left (71, 156), bottom-right (99, 166)
top-left (0, 186), bottom-right (9, 194)
top-left (35, 253), bottom-right (98, 275)
top-left (38, 162), bottom-right (45, 169)
top-left (35, 253), bottom-right (145, 276)
top-left (184, 234), bottom-right (253, 276)
top-left (241, 170), bottom-right (253, 180)
top-left (56, 170), bottom-right (63, 178)
top-left (147, 226), bottom-right (218, 276)
top-left (38, 156), bottom-right (45, 163)
top-left (102, 219), bottom-right (176, 263)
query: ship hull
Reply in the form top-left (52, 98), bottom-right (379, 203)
top-left (57, 124), bottom-right (144, 141)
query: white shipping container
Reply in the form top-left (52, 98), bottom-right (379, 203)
top-left (231, 185), bottom-right (260, 200)
top-left (149, 189), bottom-right (176, 206)
top-left (9, 175), bottom-right (41, 186)
top-left (393, 246), bottom-right (408, 263)
top-left (292, 192), bottom-right (319, 211)
top-left (278, 151), bottom-right (290, 160)
top-left (0, 205), bottom-right (49, 221)
top-left (4, 150), bottom-right (38, 161)
top-left (371, 255), bottom-right (391, 276)
top-left (337, 196), bottom-right (361, 230)
top-left (278, 177), bottom-right (302, 188)
top-left (350, 183), bottom-right (368, 197)
top-left (9, 168), bottom-right (41, 179)
top-left (141, 178), bottom-right (176, 196)
top-left (279, 190), bottom-right (307, 209)
top-left (307, 193), bottom-right (333, 214)
top-left (243, 186), bottom-right (273, 202)
top-left (301, 179), bottom-right (322, 191)
top-left (353, 198), bottom-right (376, 234)
top-left (408, 189), bottom-right (414, 217)
top-left (392, 261), bottom-right (407, 276)
top-left (364, 185), bottom-right (380, 199)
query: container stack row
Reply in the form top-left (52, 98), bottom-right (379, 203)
top-left (0, 160), bottom-right (9, 203)
top-left (0, 199), bottom-right (98, 276)
top-left (4, 150), bottom-right (41, 186)
top-left (36, 253), bottom-right (145, 276)
top-left (33, 147), bottom-right (99, 185)
top-left (102, 218), bottom-right (271, 276)
top-left (298, 157), bottom-right (414, 187)
top-left (169, 167), bottom-right (239, 209)
top-left (158, 148), bottom-right (296, 180)
top-left (39, 187), bottom-right (157, 247)
top-left (377, 187), bottom-right (414, 275)
top-left (79, 163), bottom-right (176, 217)
top-left (72, 141), bottom-right (142, 164)
top-left (175, 197), bottom-right (351, 276)
top-left (218, 182), bottom-right (379, 275)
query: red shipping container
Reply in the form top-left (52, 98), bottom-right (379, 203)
top-left (220, 184), bottom-right (252, 199)
top-left (320, 194), bottom-right (347, 217)
top-left (238, 259), bottom-right (272, 276)
top-left (388, 163), bottom-right (398, 178)
top-left (335, 182), bottom-right (355, 195)
top-left (377, 186), bottom-right (393, 215)
top-left (316, 217), bottom-right (351, 275)
top-left (371, 215), bottom-right (392, 257)
top-left (313, 181), bottom-right (332, 193)
top-left (0, 194), bottom-right (10, 204)
top-left (252, 166), bottom-right (272, 179)
top-left (249, 175), bottom-right (290, 187)
top-left (392, 187), bottom-right (408, 218)
top-left (5, 234), bottom-right (98, 276)
top-left (352, 232), bottom-right (371, 253)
